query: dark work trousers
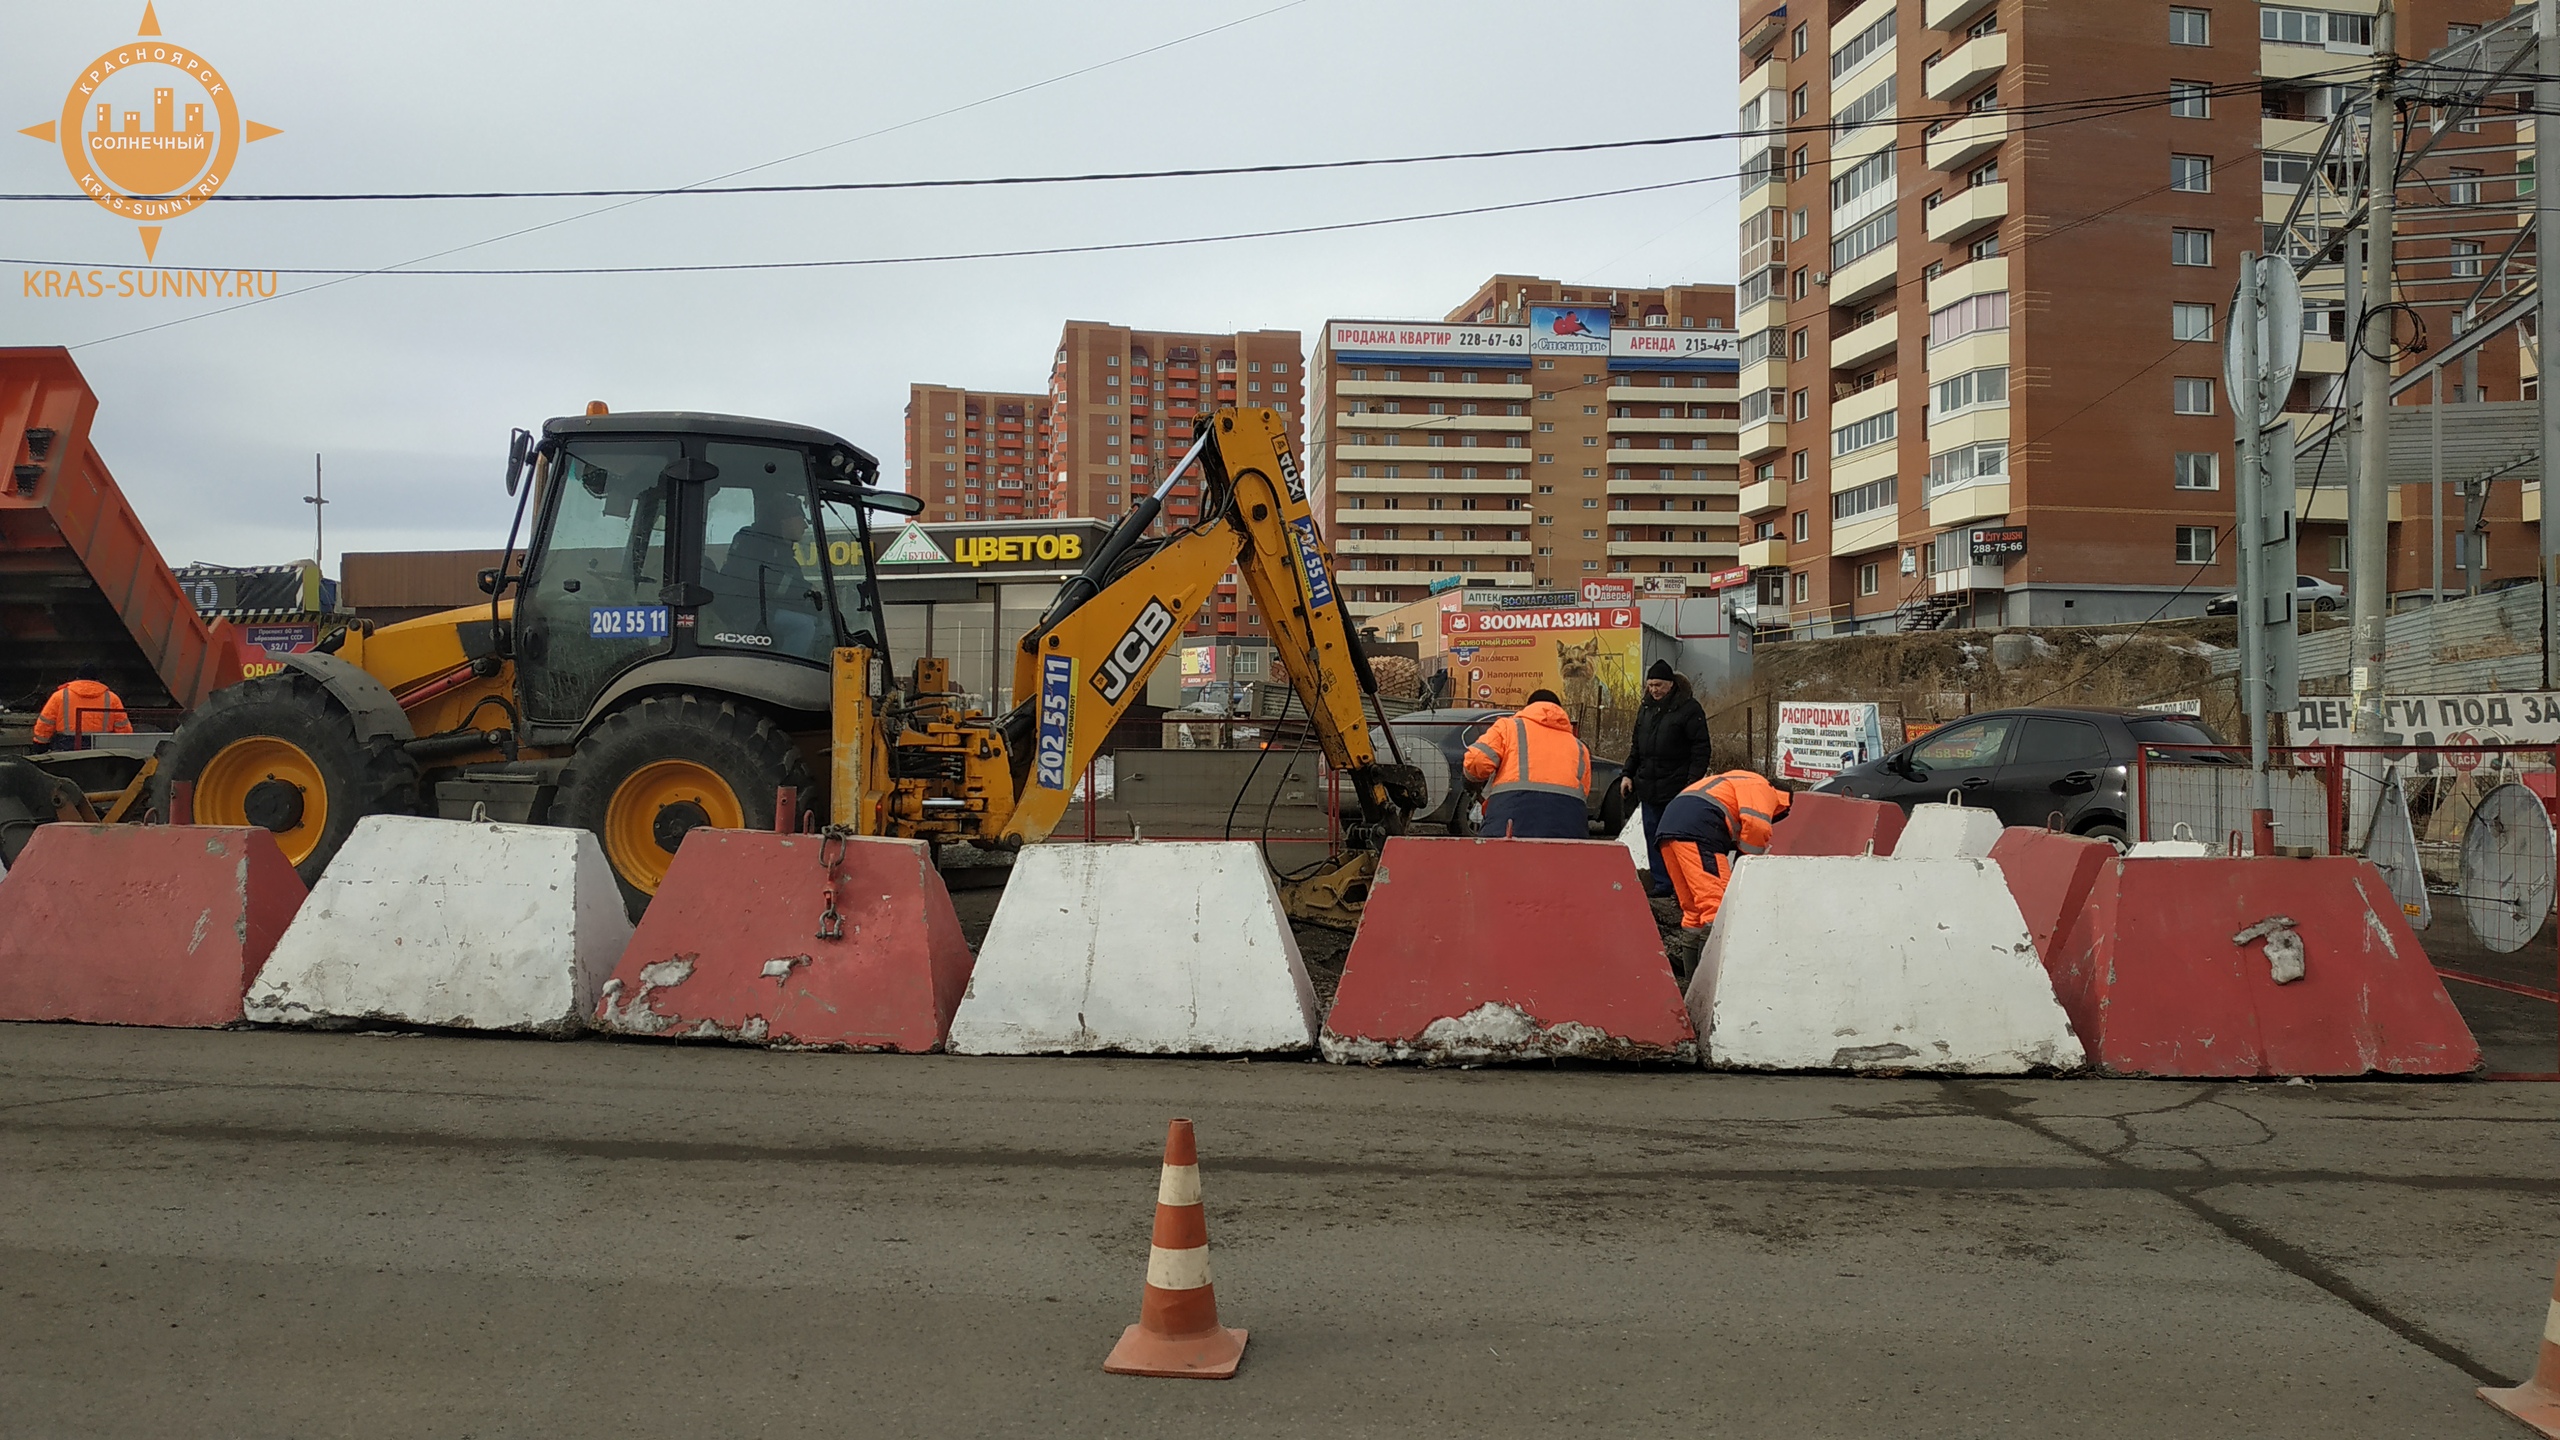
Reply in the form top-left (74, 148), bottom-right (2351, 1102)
top-left (1640, 799), bottom-right (1672, 894)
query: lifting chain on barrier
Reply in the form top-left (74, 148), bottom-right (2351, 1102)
top-left (815, 823), bottom-right (855, 942)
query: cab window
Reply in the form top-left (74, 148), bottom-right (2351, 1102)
top-left (697, 443), bottom-right (829, 664)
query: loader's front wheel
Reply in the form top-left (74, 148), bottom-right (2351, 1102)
top-left (161, 673), bottom-right (421, 885)
top-left (554, 692), bottom-right (810, 919)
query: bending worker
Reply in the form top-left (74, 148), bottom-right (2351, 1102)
top-left (1461, 688), bottom-right (1591, 839)
top-left (1655, 767), bottom-right (1790, 944)
top-left (30, 663), bottom-right (132, 752)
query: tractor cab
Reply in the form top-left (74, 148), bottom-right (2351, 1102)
top-left (510, 412), bottom-right (917, 737)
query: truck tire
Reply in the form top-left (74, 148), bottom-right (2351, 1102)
top-left (554, 692), bottom-right (811, 919)
top-left (160, 672), bottom-right (421, 886)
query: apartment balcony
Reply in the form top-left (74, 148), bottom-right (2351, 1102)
top-left (2298, 485), bottom-right (2402, 523)
top-left (1830, 312), bottom-right (1898, 370)
top-left (1335, 538), bottom-right (1533, 557)
top-left (1608, 384), bottom-right (1736, 403)
top-left (1738, 478), bottom-right (1783, 515)
top-left (1928, 476), bottom-right (2011, 527)
top-left (1832, 444), bottom-right (1898, 490)
top-left (1926, 109), bottom-right (2012, 173)
top-left (1331, 473), bottom-right (1530, 495)
top-left (1608, 414), bottom-right (1737, 434)
top-left (2299, 338), bottom-right (2349, 375)
top-left (1610, 473), bottom-right (1739, 498)
top-left (1829, 118), bottom-right (1897, 175)
top-left (1831, 0), bottom-right (1896, 57)
top-left (1741, 57), bottom-right (1784, 106)
top-left (1929, 331), bottom-right (2011, 380)
top-left (1333, 411), bottom-right (1532, 432)
top-left (1332, 379), bottom-right (1530, 399)
top-left (1738, 356), bottom-right (1786, 395)
top-left (2262, 116), bottom-right (2328, 155)
top-left (1933, 564), bottom-right (2006, 594)
top-left (1925, 182), bottom-right (2009, 244)
top-left (1829, 244), bottom-right (1899, 306)
top-left (1738, 296), bottom-right (1786, 336)
top-left (1738, 417), bottom-right (1787, 459)
top-left (1927, 255), bottom-right (2008, 311)
top-left (1832, 511), bottom-right (1900, 557)
top-left (1334, 444), bottom-right (1526, 463)
top-left (1832, 376), bottom-right (1899, 428)
top-left (1924, 30), bottom-right (2007, 101)
top-left (1926, 0), bottom-right (1996, 31)
top-left (1739, 536), bottom-right (1789, 568)
top-left (2264, 42), bottom-right (2367, 82)
top-left (1607, 540), bottom-right (1739, 559)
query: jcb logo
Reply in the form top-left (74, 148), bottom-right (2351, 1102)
top-left (1092, 598), bottom-right (1175, 704)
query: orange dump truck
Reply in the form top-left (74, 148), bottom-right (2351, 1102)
top-left (1, 347), bottom-right (257, 851)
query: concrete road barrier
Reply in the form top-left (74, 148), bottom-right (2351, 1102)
top-left (1987, 827), bottom-right (2117, 969)
top-left (597, 830), bottom-right (972, 1051)
top-left (2048, 856), bottom-right (2479, 1077)
top-left (1768, 791), bottom-right (1905, 857)
top-left (0, 824), bottom-right (304, 1028)
top-left (1320, 836), bottom-right (1695, 1065)
top-left (1691, 854), bottom-right (2083, 1074)
top-left (1893, 804), bottom-right (2003, 859)
top-left (948, 842), bottom-right (1319, 1056)
top-left (245, 816), bottom-right (629, 1034)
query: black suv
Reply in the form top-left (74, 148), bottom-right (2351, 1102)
top-left (1812, 706), bottom-right (2229, 846)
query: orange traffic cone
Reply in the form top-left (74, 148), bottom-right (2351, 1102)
top-left (2482, 1256), bottom-right (2560, 1435)
top-left (1103, 1117), bottom-right (1248, 1380)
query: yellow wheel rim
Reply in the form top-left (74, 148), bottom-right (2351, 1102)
top-left (195, 737), bottom-right (330, 865)
top-left (603, 760), bottom-right (743, 896)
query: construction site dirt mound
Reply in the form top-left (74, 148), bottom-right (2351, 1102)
top-left (1704, 617), bottom-right (2243, 766)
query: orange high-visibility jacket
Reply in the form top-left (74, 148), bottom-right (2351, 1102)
top-left (31, 678), bottom-right (132, 744)
top-left (1657, 769), bottom-right (1790, 855)
top-left (1462, 701), bottom-right (1592, 803)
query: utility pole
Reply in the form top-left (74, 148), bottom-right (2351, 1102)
top-left (303, 453), bottom-right (327, 570)
top-left (2541, 0), bottom-right (2560, 685)
top-left (2232, 254), bottom-right (2273, 850)
top-left (2348, 3), bottom-right (2397, 840)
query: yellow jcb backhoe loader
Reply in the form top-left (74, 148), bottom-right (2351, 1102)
top-left (154, 405), bottom-right (1424, 920)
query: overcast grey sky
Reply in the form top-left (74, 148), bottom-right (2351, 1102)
top-left (2, 1), bottom-right (1740, 572)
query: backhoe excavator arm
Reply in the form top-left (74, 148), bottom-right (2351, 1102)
top-left (992, 407), bottom-right (1423, 852)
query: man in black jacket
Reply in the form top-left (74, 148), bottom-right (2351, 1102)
top-left (1618, 660), bottom-right (1714, 896)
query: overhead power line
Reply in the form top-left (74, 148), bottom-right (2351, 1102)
top-left (0, 71), bottom-right (2339, 206)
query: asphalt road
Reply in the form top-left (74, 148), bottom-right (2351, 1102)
top-left (3, 1024), bottom-right (2557, 1439)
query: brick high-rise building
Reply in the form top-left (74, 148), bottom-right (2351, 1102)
top-left (1733, 0), bottom-right (2514, 635)
top-left (903, 385), bottom-right (1051, 524)
top-left (1043, 320), bottom-right (1303, 637)
top-left (1307, 276), bottom-right (1740, 623)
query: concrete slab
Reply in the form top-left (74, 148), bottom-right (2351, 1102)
top-left (947, 842), bottom-right (1318, 1055)
top-left (244, 816), bottom-right (630, 1035)
top-left (1690, 854), bottom-right (2084, 1074)
top-left (1893, 803), bottom-right (2003, 859)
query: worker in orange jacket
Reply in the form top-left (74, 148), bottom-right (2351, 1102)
top-left (1461, 688), bottom-right (1593, 839)
top-left (30, 664), bottom-right (132, 751)
top-left (1655, 768), bottom-right (1790, 948)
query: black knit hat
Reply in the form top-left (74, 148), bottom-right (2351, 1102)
top-left (1647, 659), bottom-right (1675, 682)
top-left (1525, 688), bottom-right (1563, 707)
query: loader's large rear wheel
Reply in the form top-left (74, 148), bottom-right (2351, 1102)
top-left (554, 692), bottom-right (810, 919)
top-left (160, 672), bottom-right (421, 885)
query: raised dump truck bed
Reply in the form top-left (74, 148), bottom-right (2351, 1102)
top-left (0, 346), bottom-right (247, 725)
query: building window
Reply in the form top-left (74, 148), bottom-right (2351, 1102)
top-left (2170, 155), bottom-right (2212, 192)
top-left (1931, 368), bottom-right (2007, 419)
top-left (1858, 562), bottom-right (1880, 597)
top-left (1926, 441), bottom-right (2007, 496)
top-left (2168, 81), bottom-right (2211, 119)
top-left (1832, 477), bottom-right (1897, 522)
top-left (2448, 169), bottom-right (2482, 206)
top-left (2174, 452), bottom-right (2220, 490)
top-left (1790, 389), bottom-right (1810, 421)
top-left (1833, 409), bottom-right (1899, 456)
top-left (2173, 377), bottom-right (2216, 415)
top-left (1791, 511), bottom-right (1809, 543)
top-left (1929, 292), bottom-right (2009, 348)
top-left (1791, 450), bottom-right (1808, 483)
top-left (2328, 535), bottom-right (2350, 572)
top-left (2452, 240), bottom-right (2484, 279)
top-left (1791, 571), bottom-right (1810, 603)
top-left (2170, 7), bottom-right (2209, 45)
top-left (2172, 303), bottom-right (2216, 341)
top-left (2171, 228), bottom-right (2213, 266)
top-left (2175, 525), bottom-right (2219, 564)
top-left (1538, 359), bottom-right (1556, 370)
